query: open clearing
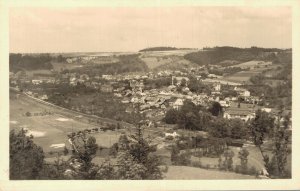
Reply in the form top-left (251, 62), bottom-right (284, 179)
top-left (223, 70), bottom-right (261, 83)
top-left (165, 166), bottom-right (255, 179)
top-left (139, 50), bottom-right (199, 70)
top-left (230, 60), bottom-right (272, 69)
top-left (222, 61), bottom-right (275, 83)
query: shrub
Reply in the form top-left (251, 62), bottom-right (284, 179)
top-left (109, 143), bottom-right (118, 157)
top-left (165, 135), bottom-right (174, 141)
top-left (170, 145), bottom-right (191, 166)
top-left (25, 111), bottom-right (31, 117)
top-left (160, 165), bottom-right (169, 173)
top-left (234, 165), bottom-right (241, 173)
top-left (191, 161), bottom-right (202, 168)
top-left (176, 152), bottom-right (191, 166)
top-left (63, 147), bottom-right (69, 156)
top-left (248, 166), bottom-right (258, 175)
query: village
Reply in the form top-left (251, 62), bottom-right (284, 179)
top-left (9, 62), bottom-right (287, 126)
top-left (4, 2), bottom-right (297, 184)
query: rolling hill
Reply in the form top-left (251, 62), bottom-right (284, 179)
top-left (184, 46), bottom-right (289, 66)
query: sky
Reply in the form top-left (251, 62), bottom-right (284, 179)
top-left (9, 7), bottom-right (292, 53)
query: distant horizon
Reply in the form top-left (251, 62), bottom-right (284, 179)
top-left (9, 7), bottom-right (291, 53)
top-left (9, 45), bottom-right (292, 54)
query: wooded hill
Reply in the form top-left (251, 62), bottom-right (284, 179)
top-left (9, 53), bottom-right (54, 72)
top-left (69, 54), bottom-right (149, 76)
top-left (184, 46), bottom-right (291, 66)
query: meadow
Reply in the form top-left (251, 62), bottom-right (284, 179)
top-left (9, 90), bottom-right (129, 153)
top-left (165, 166), bottom-right (255, 179)
top-left (222, 61), bottom-right (276, 83)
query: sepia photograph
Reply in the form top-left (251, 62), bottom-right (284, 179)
top-left (1, 0), bottom-right (300, 190)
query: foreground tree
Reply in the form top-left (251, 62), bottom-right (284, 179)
top-left (126, 123), bottom-right (163, 179)
top-left (10, 129), bottom-right (44, 179)
top-left (238, 148), bottom-right (249, 173)
top-left (164, 109), bottom-right (179, 124)
top-left (249, 109), bottom-right (291, 178)
top-left (105, 128), bottom-right (163, 179)
top-left (209, 102), bottom-right (223, 117)
top-left (68, 132), bottom-right (99, 179)
top-left (249, 110), bottom-right (274, 159)
top-left (264, 116), bottom-right (291, 178)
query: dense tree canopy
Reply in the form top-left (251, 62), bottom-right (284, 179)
top-left (10, 129), bottom-right (45, 179)
top-left (164, 100), bottom-right (213, 131)
top-left (9, 53), bottom-right (53, 72)
top-left (209, 102), bottom-right (223, 117)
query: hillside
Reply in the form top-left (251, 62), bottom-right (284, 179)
top-left (138, 49), bottom-right (199, 71)
top-left (70, 53), bottom-right (149, 75)
top-left (184, 46), bottom-right (287, 66)
top-left (9, 53), bottom-right (54, 72)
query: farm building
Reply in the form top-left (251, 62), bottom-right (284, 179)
top-left (173, 98), bottom-right (184, 110)
top-left (223, 108), bottom-right (255, 121)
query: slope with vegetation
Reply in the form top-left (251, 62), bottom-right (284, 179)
top-left (9, 53), bottom-right (56, 72)
top-left (69, 54), bottom-right (148, 76)
top-left (184, 46), bottom-right (285, 66)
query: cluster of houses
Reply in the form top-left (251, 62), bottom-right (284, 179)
top-left (10, 68), bottom-right (283, 124)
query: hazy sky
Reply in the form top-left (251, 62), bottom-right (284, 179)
top-left (9, 7), bottom-right (292, 53)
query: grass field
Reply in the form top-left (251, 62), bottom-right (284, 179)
top-left (9, 90), bottom-right (130, 153)
top-left (230, 60), bottom-right (272, 69)
top-left (164, 166), bottom-right (256, 179)
top-left (223, 65), bottom-right (275, 83)
top-left (10, 89), bottom-right (166, 155)
top-left (220, 60), bottom-right (276, 83)
top-left (51, 62), bottom-right (83, 71)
